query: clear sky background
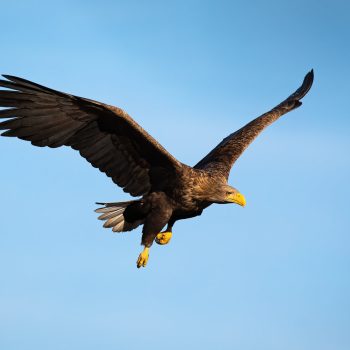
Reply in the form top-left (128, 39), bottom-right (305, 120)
top-left (0, 1), bottom-right (349, 349)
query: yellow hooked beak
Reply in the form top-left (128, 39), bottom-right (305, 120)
top-left (227, 192), bottom-right (246, 207)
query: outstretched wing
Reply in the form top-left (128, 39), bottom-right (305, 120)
top-left (194, 70), bottom-right (314, 178)
top-left (0, 75), bottom-right (182, 196)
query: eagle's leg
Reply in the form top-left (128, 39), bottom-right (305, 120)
top-left (155, 223), bottom-right (173, 245)
top-left (136, 198), bottom-right (173, 268)
top-left (136, 247), bottom-right (149, 268)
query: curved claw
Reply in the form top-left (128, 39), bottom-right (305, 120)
top-left (137, 247), bottom-right (149, 268)
top-left (155, 231), bottom-right (172, 245)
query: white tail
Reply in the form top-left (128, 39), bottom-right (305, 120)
top-left (95, 201), bottom-right (144, 233)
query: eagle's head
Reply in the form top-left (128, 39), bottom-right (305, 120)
top-left (191, 171), bottom-right (246, 206)
top-left (201, 181), bottom-right (246, 206)
top-left (218, 184), bottom-right (246, 206)
top-left (210, 184), bottom-right (246, 207)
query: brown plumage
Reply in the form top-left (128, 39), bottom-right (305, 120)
top-left (0, 70), bottom-right (314, 267)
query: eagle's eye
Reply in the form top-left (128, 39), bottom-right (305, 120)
top-left (226, 191), bottom-right (232, 195)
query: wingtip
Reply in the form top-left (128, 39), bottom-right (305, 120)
top-left (305, 68), bottom-right (314, 83)
top-left (307, 68), bottom-right (314, 80)
top-left (2, 74), bottom-right (31, 84)
top-left (1, 74), bottom-right (26, 84)
top-left (296, 69), bottom-right (314, 100)
top-left (2, 74), bottom-right (14, 80)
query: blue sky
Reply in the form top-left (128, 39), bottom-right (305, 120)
top-left (0, 1), bottom-right (349, 349)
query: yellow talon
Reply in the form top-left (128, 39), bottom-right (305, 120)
top-left (155, 231), bottom-right (172, 245)
top-left (137, 247), bottom-right (149, 268)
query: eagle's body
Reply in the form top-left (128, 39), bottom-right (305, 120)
top-left (0, 71), bottom-right (314, 267)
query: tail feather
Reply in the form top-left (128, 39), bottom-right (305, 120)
top-left (95, 201), bottom-right (144, 233)
top-left (97, 209), bottom-right (124, 221)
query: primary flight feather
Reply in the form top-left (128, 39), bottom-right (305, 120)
top-left (0, 70), bottom-right (314, 267)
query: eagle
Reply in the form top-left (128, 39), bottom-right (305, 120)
top-left (0, 70), bottom-right (314, 268)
